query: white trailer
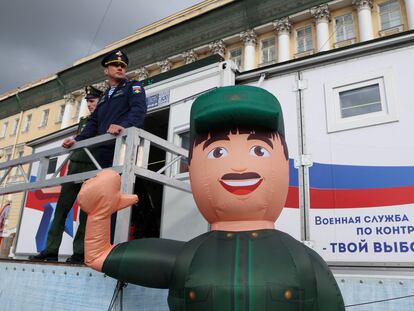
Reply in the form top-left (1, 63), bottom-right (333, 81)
top-left (1, 33), bottom-right (414, 309)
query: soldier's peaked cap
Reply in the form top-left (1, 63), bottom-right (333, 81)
top-left (101, 50), bottom-right (129, 67)
top-left (85, 85), bottom-right (103, 99)
top-left (190, 85), bottom-right (285, 141)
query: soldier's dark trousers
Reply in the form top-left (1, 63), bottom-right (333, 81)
top-left (43, 161), bottom-right (96, 256)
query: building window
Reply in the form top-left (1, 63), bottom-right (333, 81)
top-left (3, 150), bottom-right (12, 180)
top-left (229, 48), bottom-right (242, 69)
top-left (178, 131), bottom-right (190, 174)
top-left (379, 0), bottom-right (402, 30)
top-left (324, 69), bottom-right (398, 132)
top-left (39, 109), bottom-right (49, 128)
top-left (22, 114), bottom-right (32, 133)
top-left (260, 37), bottom-right (276, 65)
top-left (297, 26), bottom-right (313, 53)
top-left (335, 13), bottom-right (355, 42)
top-left (10, 118), bottom-right (19, 136)
top-left (0, 122), bottom-right (8, 138)
top-left (57, 104), bottom-right (65, 123)
top-left (339, 84), bottom-right (382, 118)
top-left (47, 157), bottom-right (58, 175)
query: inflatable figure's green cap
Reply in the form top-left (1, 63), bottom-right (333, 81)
top-left (190, 85), bottom-right (285, 140)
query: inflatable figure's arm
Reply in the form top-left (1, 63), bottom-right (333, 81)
top-left (102, 238), bottom-right (184, 288)
top-left (78, 170), bottom-right (139, 271)
top-left (78, 169), bottom-right (184, 289)
top-left (306, 249), bottom-right (345, 311)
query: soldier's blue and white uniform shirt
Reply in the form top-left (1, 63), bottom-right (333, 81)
top-left (75, 79), bottom-right (147, 142)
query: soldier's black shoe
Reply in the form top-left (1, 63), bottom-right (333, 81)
top-left (28, 251), bottom-right (58, 262)
top-left (66, 254), bottom-right (84, 264)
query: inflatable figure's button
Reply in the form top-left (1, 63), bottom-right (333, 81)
top-left (188, 290), bottom-right (196, 301)
top-left (251, 232), bottom-right (259, 238)
top-left (226, 233), bottom-right (234, 239)
top-left (284, 289), bottom-right (292, 301)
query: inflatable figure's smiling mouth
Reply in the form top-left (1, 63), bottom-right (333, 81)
top-left (219, 172), bottom-right (263, 195)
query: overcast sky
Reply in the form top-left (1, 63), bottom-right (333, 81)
top-left (0, 0), bottom-right (204, 95)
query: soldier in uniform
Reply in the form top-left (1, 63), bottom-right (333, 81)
top-left (29, 86), bottom-right (103, 264)
top-left (62, 50), bottom-right (147, 168)
top-left (62, 50), bottom-right (147, 243)
top-left (78, 86), bottom-right (345, 310)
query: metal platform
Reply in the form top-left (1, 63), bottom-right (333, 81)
top-left (1, 259), bottom-right (414, 310)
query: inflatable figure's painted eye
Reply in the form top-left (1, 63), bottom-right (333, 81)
top-left (207, 147), bottom-right (228, 159)
top-left (249, 146), bottom-right (270, 157)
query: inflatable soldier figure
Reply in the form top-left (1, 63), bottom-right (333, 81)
top-left (29, 85), bottom-right (103, 264)
top-left (79, 86), bottom-right (345, 310)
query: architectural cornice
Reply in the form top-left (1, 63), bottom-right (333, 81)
top-left (240, 29), bottom-right (257, 45)
top-left (136, 67), bottom-right (149, 80)
top-left (182, 49), bottom-right (198, 64)
top-left (310, 4), bottom-right (331, 21)
top-left (63, 94), bottom-right (76, 104)
top-left (209, 40), bottom-right (226, 57)
top-left (158, 59), bottom-right (172, 72)
top-left (352, 0), bottom-right (373, 10)
top-left (273, 18), bottom-right (292, 34)
top-left (71, 89), bottom-right (85, 98)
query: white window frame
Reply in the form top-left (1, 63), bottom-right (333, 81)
top-left (296, 25), bottom-right (313, 54)
top-left (172, 125), bottom-right (190, 179)
top-left (39, 109), bottom-right (49, 128)
top-left (334, 13), bottom-right (355, 43)
top-left (22, 114), bottom-right (32, 133)
top-left (10, 118), bottom-right (19, 136)
top-left (229, 47), bottom-right (243, 70)
top-left (378, 0), bottom-right (402, 31)
top-left (0, 122), bottom-right (8, 138)
top-left (260, 37), bottom-right (276, 66)
top-left (324, 69), bottom-right (398, 133)
top-left (57, 104), bottom-right (65, 123)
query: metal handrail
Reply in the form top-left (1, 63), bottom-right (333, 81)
top-left (0, 127), bottom-right (191, 195)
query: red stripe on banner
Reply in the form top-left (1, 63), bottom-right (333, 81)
top-left (285, 186), bottom-right (299, 208)
top-left (25, 162), bottom-right (68, 212)
top-left (310, 186), bottom-right (414, 209)
top-left (60, 161), bottom-right (69, 177)
top-left (72, 201), bottom-right (79, 221)
top-left (26, 189), bottom-right (60, 211)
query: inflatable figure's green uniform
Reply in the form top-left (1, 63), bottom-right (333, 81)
top-left (103, 230), bottom-right (344, 311)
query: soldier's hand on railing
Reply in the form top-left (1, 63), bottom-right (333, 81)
top-left (62, 137), bottom-right (76, 148)
top-left (107, 124), bottom-right (124, 135)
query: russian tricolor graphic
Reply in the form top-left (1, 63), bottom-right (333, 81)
top-left (24, 161), bottom-right (78, 252)
top-left (285, 159), bottom-right (414, 209)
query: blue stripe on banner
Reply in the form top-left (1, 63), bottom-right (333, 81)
top-left (289, 159), bottom-right (299, 187)
top-left (309, 162), bottom-right (414, 189)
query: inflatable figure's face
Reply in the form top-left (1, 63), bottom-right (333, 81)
top-left (189, 130), bottom-right (289, 225)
